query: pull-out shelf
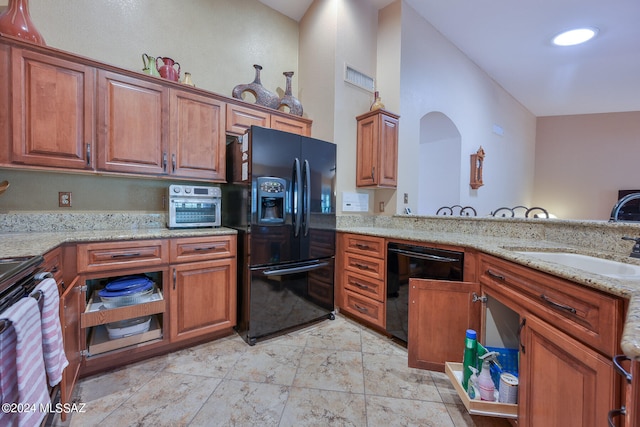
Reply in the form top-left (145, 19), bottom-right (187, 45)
top-left (81, 287), bottom-right (165, 328)
top-left (445, 362), bottom-right (517, 419)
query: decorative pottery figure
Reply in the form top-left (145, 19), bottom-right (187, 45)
top-left (156, 57), bottom-right (180, 82)
top-left (232, 64), bottom-right (280, 109)
top-left (0, 0), bottom-right (45, 45)
top-left (370, 91), bottom-right (385, 111)
top-left (278, 71), bottom-right (303, 116)
top-left (142, 53), bottom-right (160, 77)
top-left (182, 72), bottom-right (195, 86)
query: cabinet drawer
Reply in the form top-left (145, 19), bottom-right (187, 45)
top-left (480, 254), bottom-right (621, 356)
top-left (343, 234), bottom-right (385, 258)
top-left (344, 252), bottom-right (385, 280)
top-left (344, 271), bottom-right (385, 302)
top-left (81, 287), bottom-right (165, 328)
top-left (77, 240), bottom-right (168, 273)
top-left (170, 235), bottom-right (236, 263)
top-left (342, 289), bottom-right (384, 328)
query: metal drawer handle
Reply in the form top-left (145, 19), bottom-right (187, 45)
top-left (486, 269), bottom-right (505, 281)
top-left (352, 281), bottom-right (370, 290)
top-left (613, 354), bottom-right (632, 383)
top-left (355, 243), bottom-right (370, 250)
top-left (540, 294), bottom-right (577, 314)
top-left (354, 304), bottom-right (369, 313)
top-left (110, 252), bottom-right (142, 259)
top-left (608, 408), bottom-right (626, 427)
top-left (518, 318), bottom-right (526, 354)
top-left (193, 246), bottom-right (220, 252)
top-left (354, 262), bottom-right (370, 270)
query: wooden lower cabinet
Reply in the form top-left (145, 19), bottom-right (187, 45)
top-left (62, 235), bottom-right (236, 403)
top-left (407, 279), bottom-right (481, 372)
top-left (59, 276), bottom-right (81, 422)
top-left (169, 258), bottom-right (236, 342)
top-left (519, 314), bottom-right (616, 427)
top-left (337, 233), bottom-right (386, 330)
top-left (406, 252), bottom-right (623, 424)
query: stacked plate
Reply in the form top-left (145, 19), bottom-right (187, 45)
top-left (98, 275), bottom-right (155, 308)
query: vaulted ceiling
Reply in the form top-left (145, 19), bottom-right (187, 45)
top-left (259, 0), bottom-right (640, 117)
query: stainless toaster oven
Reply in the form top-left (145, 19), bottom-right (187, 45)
top-left (167, 184), bottom-right (221, 229)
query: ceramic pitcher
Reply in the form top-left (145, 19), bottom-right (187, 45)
top-left (142, 53), bottom-right (160, 77)
top-left (156, 57), bottom-right (180, 82)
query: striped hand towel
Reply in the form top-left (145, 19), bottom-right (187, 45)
top-left (32, 278), bottom-right (69, 387)
top-left (0, 321), bottom-right (19, 427)
top-left (0, 297), bottom-right (49, 427)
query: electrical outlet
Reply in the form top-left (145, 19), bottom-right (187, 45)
top-left (58, 192), bottom-right (72, 207)
top-left (404, 193), bottom-right (409, 204)
top-left (379, 201), bottom-right (385, 212)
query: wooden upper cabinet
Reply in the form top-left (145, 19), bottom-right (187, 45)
top-left (226, 103), bottom-right (270, 135)
top-left (271, 113), bottom-right (311, 136)
top-left (356, 109), bottom-right (399, 188)
top-left (11, 48), bottom-right (95, 170)
top-left (170, 89), bottom-right (226, 181)
top-left (96, 69), bottom-right (168, 175)
top-left (226, 102), bottom-right (311, 137)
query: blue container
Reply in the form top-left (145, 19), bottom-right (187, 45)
top-left (485, 346), bottom-right (519, 390)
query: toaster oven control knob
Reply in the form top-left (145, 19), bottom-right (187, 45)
top-left (185, 188), bottom-right (191, 194)
top-left (173, 187), bottom-right (181, 193)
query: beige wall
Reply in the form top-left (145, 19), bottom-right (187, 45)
top-left (30, 0), bottom-right (299, 99)
top-left (534, 112), bottom-right (640, 220)
top-left (0, 0), bottom-right (300, 213)
top-left (396, 2), bottom-right (537, 216)
top-left (1, 0), bottom-right (637, 221)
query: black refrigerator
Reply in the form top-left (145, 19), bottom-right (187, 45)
top-left (223, 126), bottom-right (337, 345)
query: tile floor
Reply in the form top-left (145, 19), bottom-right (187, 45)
top-left (54, 315), bottom-right (512, 427)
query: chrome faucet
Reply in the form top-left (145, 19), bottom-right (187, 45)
top-left (622, 236), bottom-right (640, 258)
top-left (610, 192), bottom-right (640, 222)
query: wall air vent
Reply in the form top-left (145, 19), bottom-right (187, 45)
top-left (344, 64), bottom-right (375, 93)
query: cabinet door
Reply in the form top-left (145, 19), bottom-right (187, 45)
top-left (378, 113), bottom-right (399, 187)
top-left (408, 278), bottom-right (481, 372)
top-left (59, 276), bottom-right (82, 421)
top-left (170, 89), bottom-right (226, 180)
top-left (11, 48), bottom-right (94, 169)
top-left (170, 258), bottom-right (236, 342)
top-left (271, 114), bottom-right (311, 136)
top-left (226, 103), bottom-right (270, 135)
top-left (519, 314), bottom-right (616, 427)
top-left (356, 113), bottom-right (378, 187)
top-left (97, 70), bottom-right (168, 175)
top-left (356, 110), bottom-right (399, 188)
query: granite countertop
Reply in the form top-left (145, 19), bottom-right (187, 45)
top-left (339, 226), bottom-right (640, 360)
top-left (1, 218), bottom-right (639, 360)
top-left (0, 227), bottom-right (237, 259)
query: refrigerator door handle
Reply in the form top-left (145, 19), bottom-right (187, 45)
top-left (292, 158), bottom-right (302, 237)
top-left (261, 261), bottom-right (329, 276)
top-left (303, 159), bottom-right (311, 236)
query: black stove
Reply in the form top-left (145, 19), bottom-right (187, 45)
top-left (0, 255), bottom-right (44, 314)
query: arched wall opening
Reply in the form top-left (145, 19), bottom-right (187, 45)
top-left (418, 112), bottom-right (462, 215)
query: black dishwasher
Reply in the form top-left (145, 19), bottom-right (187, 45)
top-left (386, 242), bottom-right (464, 344)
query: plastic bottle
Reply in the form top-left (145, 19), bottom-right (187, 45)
top-left (462, 329), bottom-right (477, 390)
top-left (478, 351), bottom-right (500, 401)
top-left (467, 366), bottom-right (480, 400)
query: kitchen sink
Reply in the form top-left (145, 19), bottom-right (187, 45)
top-left (516, 251), bottom-right (640, 279)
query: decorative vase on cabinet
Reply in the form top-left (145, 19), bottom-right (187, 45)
top-left (0, 0), bottom-right (45, 45)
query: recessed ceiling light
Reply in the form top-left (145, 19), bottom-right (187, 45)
top-left (552, 27), bottom-right (599, 46)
